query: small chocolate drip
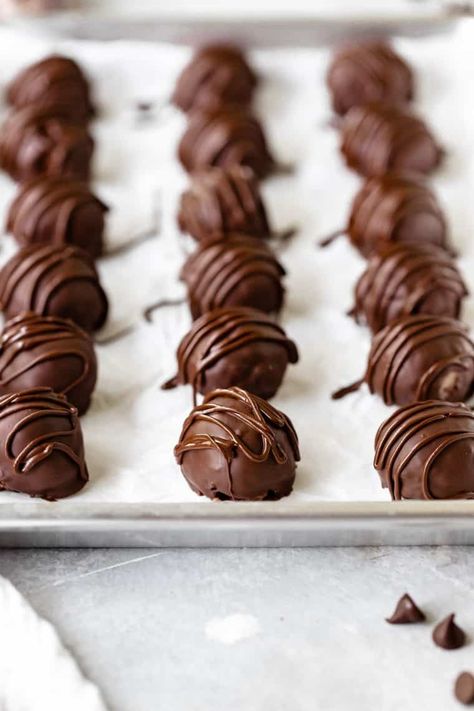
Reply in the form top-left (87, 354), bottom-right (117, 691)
top-left (455, 672), bottom-right (474, 705)
top-left (143, 298), bottom-right (185, 323)
top-left (161, 375), bottom-right (178, 390)
top-left (274, 161), bottom-right (295, 176)
top-left (271, 226), bottom-right (298, 243)
top-left (386, 594), bottom-right (425, 624)
top-left (319, 229), bottom-right (346, 248)
top-left (95, 324), bottom-right (136, 346)
top-left (331, 379), bottom-right (363, 400)
top-left (346, 305), bottom-right (356, 319)
top-left (104, 228), bottom-right (158, 258)
top-left (432, 614), bottom-right (466, 650)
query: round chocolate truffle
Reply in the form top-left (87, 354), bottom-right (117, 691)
top-left (181, 235), bottom-right (285, 319)
top-left (175, 386), bottom-right (299, 501)
top-left (178, 166), bottom-right (270, 244)
top-left (178, 108), bottom-right (275, 179)
top-left (0, 106), bottom-right (94, 182)
top-left (172, 44), bottom-right (257, 114)
top-left (6, 55), bottom-right (94, 124)
top-left (0, 245), bottom-right (108, 332)
top-left (327, 41), bottom-right (414, 116)
top-left (340, 103), bottom-right (442, 177)
top-left (336, 314), bottom-right (474, 406)
top-left (0, 387), bottom-right (88, 500)
top-left (171, 307), bottom-right (298, 402)
top-left (353, 243), bottom-right (467, 333)
top-left (0, 313), bottom-right (97, 414)
top-left (347, 173), bottom-right (447, 257)
top-left (374, 400), bottom-right (474, 500)
top-left (7, 177), bottom-right (107, 258)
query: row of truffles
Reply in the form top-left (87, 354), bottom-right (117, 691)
top-left (170, 45), bottom-right (300, 502)
top-left (325, 41), bottom-right (474, 500)
top-left (0, 55), bottom-right (110, 500)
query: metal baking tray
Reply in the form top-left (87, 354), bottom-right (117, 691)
top-left (0, 4), bottom-right (473, 548)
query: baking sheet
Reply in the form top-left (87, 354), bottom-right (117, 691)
top-left (0, 21), bottom-right (472, 530)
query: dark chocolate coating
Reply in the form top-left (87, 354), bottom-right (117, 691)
top-left (0, 313), bottom-right (97, 414)
top-left (174, 307), bottom-right (298, 402)
top-left (172, 44), bottom-right (257, 114)
top-left (365, 315), bottom-right (474, 406)
top-left (0, 106), bottom-right (94, 182)
top-left (7, 177), bottom-right (107, 258)
top-left (178, 166), bottom-right (270, 244)
top-left (347, 173), bottom-right (447, 257)
top-left (175, 386), bottom-right (299, 501)
top-left (353, 243), bottom-right (467, 333)
top-left (0, 387), bottom-right (88, 500)
top-left (0, 245), bottom-right (108, 332)
top-left (6, 55), bottom-right (94, 124)
top-left (327, 41), bottom-right (413, 115)
top-left (178, 108), bottom-right (275, 179)
top-left (340, 104), bottom-right (442, 177)
top-left (180, 235), bottom-right (285, 319)
top-left (374, 400), bottom-right (474, 500)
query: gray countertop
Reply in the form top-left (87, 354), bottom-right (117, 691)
top-left (2, 546), bottom-right (474, 710)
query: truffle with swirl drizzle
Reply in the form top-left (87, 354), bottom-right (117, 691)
top-left (340, 103), bottom-right (442, 178)
top-left (175, 386), bottom-right (299, 501)
top-left (181, 235), bottom-right (285, 319)
top-left (166, 307), bottom-right (298, 403)
top-left (172, 44), bottom-right (257, 114)
top-left (0, 244), bottom-right (108, 333)
top-left (374, 400), bottom-right (474, 500)
top-left (0, 387), bottom-right (88, 500)
top-left (333, 314), bottom-right (474, 406)
top-left (178, 107), bottom-right (275, 179)
top-left (7, 177), bottom-right (108, 258)
top-left (352, 243), bottom-right (467, 333)
top-left (178, 166), bottom-right (270, 244)
top-left (0, 105), bottom-right (93, 183)
top-left (6, 55), bottom-right (94, 124)
top-left (327, 41), bottom-right (413, 116)
top-left (322, 173), bottom-right (448, 256)
top-left (0, 313), bottom-right (97, 415)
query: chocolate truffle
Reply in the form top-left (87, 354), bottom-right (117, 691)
top-left (174, 386), bottom-right (299, 501)
top-left (6, 55), bottom-right (94, 124)
top-left (0, 313), bottom-right (97, 414)
top-left (353, 243), bottom-right (467, 333)
top-left (0, 245), bottom-right (108, 332)
top-left (347, 173), bottom-right (447, 257)
top-left (327, 41), bottom-right (413, 116)
top-left (7, 177), bottom-right (107, 258)
top-left (374, 400), bottom-right (474, 500)
top-left (178, 108), bottom-right (275, 179)
top-left (340, 103), bottom-right (442, 177)
top-left (334, 315), bottom-right (474, 406)
top-left (0, 387), bottom-right (88, 500)
top-left (172, 44), bottom-right (257, 114)
top-left (0, 106), bottom-right (94, 182)
top-left (170, 307), bottom-right (298, 402)
top-left (181, 235), bottom-right (285, 319)
top-left (178, 166), bottom-right (270, 244)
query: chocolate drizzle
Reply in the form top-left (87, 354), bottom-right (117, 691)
top-left (7, 177), bottom-right (108, 258)
top-left (340, 104), bottom-right (442, 177)
top-left (0, 244), bottom-right (108, 333)
top-left (353, 243), bottom-right (467, 333)
top-left (0, 313), bottom-right (97, 414)
top-left (181, 235), bottom-right (285, 319)
top-left (178, 108), bottom-right (275, 179)
top-left (174, 386), bottom-right (299, 501)
top-left (6, 54), bottom-right (94, 123)
top-left (172, 44), bottom-right (257, 113)
top-left (346, 173), bottom-right (448, 257)
top-left (171, 307), bottom-right (299, 403)
top-left (374, 400), bottom-right (474, 500)
top-left (178, 165), bottom-right (270, 244)
top-left (0, 387), bottom-right (88, 500)
top-left (327, 41), bottom-right (413, 115)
